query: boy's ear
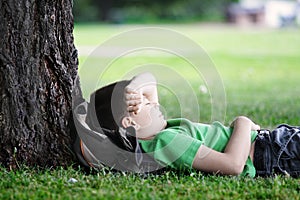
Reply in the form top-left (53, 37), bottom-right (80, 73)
top-left (121, 117), bottom-right (131, 128)
top-left (121, 117), bottom-right (140, 130)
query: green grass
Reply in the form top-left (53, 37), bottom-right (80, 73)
top-left (2, 23), bottom-right (300, 199)
top-left (1, 166), bottom-right (300, 199)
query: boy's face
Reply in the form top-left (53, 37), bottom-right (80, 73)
top-left (129, 96), bottom-right (166, 139)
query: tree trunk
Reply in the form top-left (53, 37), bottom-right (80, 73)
top-left (0, 0), bottom-right (79, 168)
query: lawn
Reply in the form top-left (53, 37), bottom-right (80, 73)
top-left (1, 23), bottom-right (300, 199)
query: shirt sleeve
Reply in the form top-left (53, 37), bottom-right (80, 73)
top-left (140, 130), bottom-right (202, 170)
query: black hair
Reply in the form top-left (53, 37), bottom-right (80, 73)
top-left (87, 80), bottom-right (130, 131)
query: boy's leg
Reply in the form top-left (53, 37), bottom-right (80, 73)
top-left (253, 130), bottom-right (273, 177)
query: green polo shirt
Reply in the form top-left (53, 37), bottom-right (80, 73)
top-left (139, 118), bottom-right (258, 177)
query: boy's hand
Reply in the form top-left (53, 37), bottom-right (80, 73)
top-left (251, 122), bottom-right (260, 131)
top-left (126, 72), bottom-right (159, 105)
top-left (125, 87), bottom-right (142, 114)
top-left (124, 72), bottom-right (159, 114)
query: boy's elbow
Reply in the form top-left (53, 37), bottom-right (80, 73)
top-left (230, 162), bottom-right (245, 175)
top-left (224, 157), bottom-right (245, 175)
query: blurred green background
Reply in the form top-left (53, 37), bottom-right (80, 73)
top-left (74, 24), bottom-right (300, 128)
top-left (73, 0), bottom-right (300, 128)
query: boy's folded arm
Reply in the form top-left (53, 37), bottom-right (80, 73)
top-left (192, 116), bottom-right (255, 175)
top-left (192, 145), bottom-right (245, 175)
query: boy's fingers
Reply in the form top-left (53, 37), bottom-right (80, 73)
top-left (125, 93), bottom-right (142, 100)
top-left (127, 105), bottom-right (140, 112)
top-left (125, 87), bottom-right (138, 94)
top-left (126, 100), bottom-right (142, 106)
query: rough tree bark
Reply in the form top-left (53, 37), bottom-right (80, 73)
top-left (0, 0), bottom-right (80, 168)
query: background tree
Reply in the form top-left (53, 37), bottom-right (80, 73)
top-left (91, 0), bottom-right (181, 22)
top-left (74, 0), bottom-right (234, 23)
top-left (0, 0), bottom-right (80, 169)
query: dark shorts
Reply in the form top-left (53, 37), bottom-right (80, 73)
top-left (253, 124), bottom-right (300, 177)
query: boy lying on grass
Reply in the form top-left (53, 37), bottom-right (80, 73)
top-left (84, 72), bottom-right (300, 177)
